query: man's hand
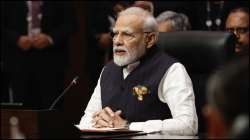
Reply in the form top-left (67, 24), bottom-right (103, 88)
top-left (112, 110), bottom-right (128, 128)
top-left (17, 36), bottom-right (33, 51)
top-left (92, 107), bottom-right (127, 128)
top-left (32, 33), bottom-right (52, 49)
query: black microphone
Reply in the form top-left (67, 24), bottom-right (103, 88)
top-left (49, 76), bottom-right (79, 110)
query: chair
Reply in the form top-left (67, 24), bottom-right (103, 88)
top-left (157, 31), bottom-right (236, 134)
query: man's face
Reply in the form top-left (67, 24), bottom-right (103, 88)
top-left (226, 11), bottom-right (249, 53)
top-left (112, 15), bottom-right (147, 66)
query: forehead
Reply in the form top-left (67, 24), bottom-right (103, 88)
top-left (226, 12), bottom-right (249, 27)
top-left (113, 14), bottom-right (144, 32)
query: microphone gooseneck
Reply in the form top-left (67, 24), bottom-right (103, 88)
top-left (49, 76), bottom-right (79, 110)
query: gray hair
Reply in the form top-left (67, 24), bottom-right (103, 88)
top-left (118, 7), bottom-right (158, 33)
top-left (156, 11), bottom-right (191, 31)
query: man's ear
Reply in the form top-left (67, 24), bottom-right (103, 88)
top-left (145, 32), bottom-right (157, 49)
top-left (203, 105), bottom-right (228, 138)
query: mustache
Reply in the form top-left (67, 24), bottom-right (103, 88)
top-left (113, 46), bottom-right (129, 53)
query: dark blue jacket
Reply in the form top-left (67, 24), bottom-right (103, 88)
top-left (101, 47), bottom-right (177, 122)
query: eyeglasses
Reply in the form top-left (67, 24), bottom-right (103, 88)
top-left (226, 27), bottom-right (249, 34)
top-left (110, 31), bottom-right (151, 41)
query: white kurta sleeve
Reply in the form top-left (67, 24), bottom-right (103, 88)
top-left (78, 69), bottom-right (104, 129)
top-left (129, 63), bottom-right (198, 135)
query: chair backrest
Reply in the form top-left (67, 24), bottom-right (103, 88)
top-left (157, 31), bottom-right (236, 133)
top-left (157, 31), bottom-right (236, 73)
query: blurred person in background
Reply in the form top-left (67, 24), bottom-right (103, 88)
top-left (132, 0), bottom-right (154, 15)
top-left (156, 10), bottom-right (191, 32)
top-left (225, 7), bottom-right (249, 56)
top-left (204, 56), bottom-right (249, 138)
top-left (2, 1), bottom-right (76, 109)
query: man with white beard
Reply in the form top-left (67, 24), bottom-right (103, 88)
top-left (78, 7), bottom-right (198, 135)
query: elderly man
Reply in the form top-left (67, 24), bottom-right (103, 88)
top-left (156, 11), bottom-right (191, 32)
top-left (225, 7), bottom-right (249, 56)
top-left (79, 7), bottom-right (198, 135)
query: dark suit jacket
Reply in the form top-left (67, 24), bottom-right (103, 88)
top-left (2, 1), bottom-right (76, 73)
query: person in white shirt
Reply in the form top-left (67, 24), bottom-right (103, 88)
top-left (78, 7), bottom-right (198, 136)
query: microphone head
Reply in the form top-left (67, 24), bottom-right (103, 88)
top-left (72, 76), bottom-right (79, 85)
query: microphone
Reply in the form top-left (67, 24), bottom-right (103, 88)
top-left (49, 76), bottom-right (79, 110)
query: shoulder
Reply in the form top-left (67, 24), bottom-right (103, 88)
top-left (165, 62), bottom-right (191, 84)
top-left (153, 50), bottom-right (178, 68)
top-left (167, 62), bottom-right (189, 75)
top-left (101, 61), bottom-right (121, 77)
top-left (103, 60), bottom-right (117, 71)
top-left (169, 62), bottom-right (186, 70)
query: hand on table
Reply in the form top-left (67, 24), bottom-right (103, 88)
top-left (92, 107), bottom-right (128, 128)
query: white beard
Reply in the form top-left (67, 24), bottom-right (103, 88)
top-left (113, 41), bottom-right (146, 67)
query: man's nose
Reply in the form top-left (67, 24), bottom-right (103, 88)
top-left (113, 34), bottom-right (124, 46)
top-left (233, 30), bottom-right (240, 38)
